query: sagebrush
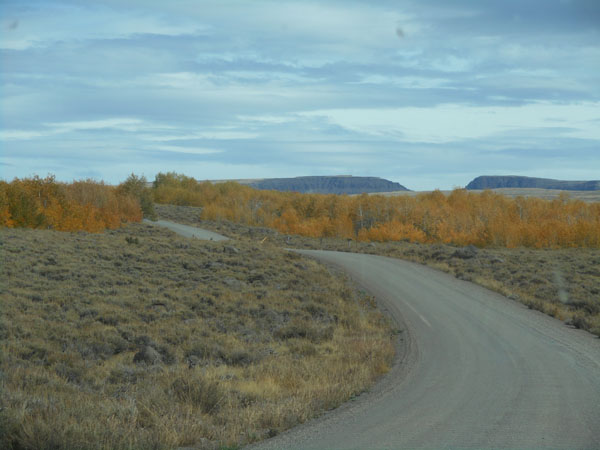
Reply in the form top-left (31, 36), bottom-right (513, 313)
top-left (0, 223), bottom-right (394, 449)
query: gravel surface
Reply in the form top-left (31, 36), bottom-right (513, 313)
top-left (143, 219), bottom-right (229, 241)
top-left (250, 251), bottom-right (600, 449)
top-left (147, 221), bottom-right (600, 449)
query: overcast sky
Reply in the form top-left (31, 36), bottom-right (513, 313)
top-left (1, 0), bottom-right (599, 190)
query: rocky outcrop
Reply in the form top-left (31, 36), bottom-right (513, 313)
top-left (248, 176), bottom-right (410, 194)
top-left (466, 176), bottom-right (600, 191)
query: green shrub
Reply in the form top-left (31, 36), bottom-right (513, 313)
top-left (118, 173), bottom-right (156, 220)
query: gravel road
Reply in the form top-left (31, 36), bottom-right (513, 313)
top-left (146, 221), bottom-right (599, 448)
top-left (250, 250), bottom-right (600, 449)
top-left (143, 219), bottom-right (229, 241)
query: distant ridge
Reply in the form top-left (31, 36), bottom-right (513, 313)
top-left (466, 176), bottom-right (600, 191)
top-left (247, 176), bottom-right (410, 194)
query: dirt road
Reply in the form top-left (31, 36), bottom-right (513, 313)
top-left (251, 251), bottom-right (600, 449)
top-left (147, 221), bottom-right (600, 448)
top-left (143, 219), bottom-right (229, 241)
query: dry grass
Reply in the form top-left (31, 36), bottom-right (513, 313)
top-left (0, 223), bottom-right (394, 449)
top-left (155, 204), bottom-right (600, 338)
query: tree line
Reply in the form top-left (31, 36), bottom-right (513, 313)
top-left (152, 172), bottom-right (600, 248)
top-left (2, 172), bottom-right (599, 248)
top-left (0, 174), bottom-right (154, 232)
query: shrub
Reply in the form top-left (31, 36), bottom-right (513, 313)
top-left (117, 173), bottom-right (156, 220)
top-left (171, 376), bottom-right (223, 414)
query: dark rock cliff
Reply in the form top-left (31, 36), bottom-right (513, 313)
top-left (466, 176), bottom-right (600, 191)
top-left (248, 176), bottom-right (410, 194)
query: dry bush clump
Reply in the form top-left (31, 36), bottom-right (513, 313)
top-left (0, 223), bottom-right (394, 449)
top-left (155, 204), bottom-right (600, 338)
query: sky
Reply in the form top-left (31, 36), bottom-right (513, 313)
top-left (1, 0), bottom-right (599, 190)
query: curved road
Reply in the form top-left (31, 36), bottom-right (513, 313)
top-left (147, 221), bottom-right (600, 448)
top-left (253, 251), bottom-right (600, 449)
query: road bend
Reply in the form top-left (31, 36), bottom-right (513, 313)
top-left (251, 250), bottom-right (600, 449)
top-left (146, 221), bottom-right (599, 449)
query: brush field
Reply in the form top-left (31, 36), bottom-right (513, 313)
top-left (156, 204), bottom-right (600, 338)
top-left (382, 188), bottom-right (600, 203)
top-left (0, 223), bottom-right (394, 449)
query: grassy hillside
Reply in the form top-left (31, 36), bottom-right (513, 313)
top-left (0, 223), bottom-right (394, 449)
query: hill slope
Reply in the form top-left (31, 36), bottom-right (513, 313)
top-left (1, 223), bottom-right (393, 449)
top-left (466, 176), bottom-right (600, 191)
top-left (248, 176), bottom-right (409, 194)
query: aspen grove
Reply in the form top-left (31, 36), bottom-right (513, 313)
top-left (152, 173), bottom-right (600, 249)
top-left (2, 172), bottom-right (599, 248)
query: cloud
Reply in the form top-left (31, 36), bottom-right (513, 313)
top-left (1, 0), bottom-right (598, 189)
top-left (142, 131), bottom-right (259, 142)
top-left (300, 102), bottom-right (600, 143)
top-left (6, 19), bottom-right (18, 31)
top-left (149, 145), bottom-right (223, 155)
top-left (0, 2), bottom-right (205, 50)
top-left (0, 130), bottom-right (42, 141)
top-left (45, 118), bottom-right (147, 133)
top-left (352, 75), bottom-right (450, 89)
